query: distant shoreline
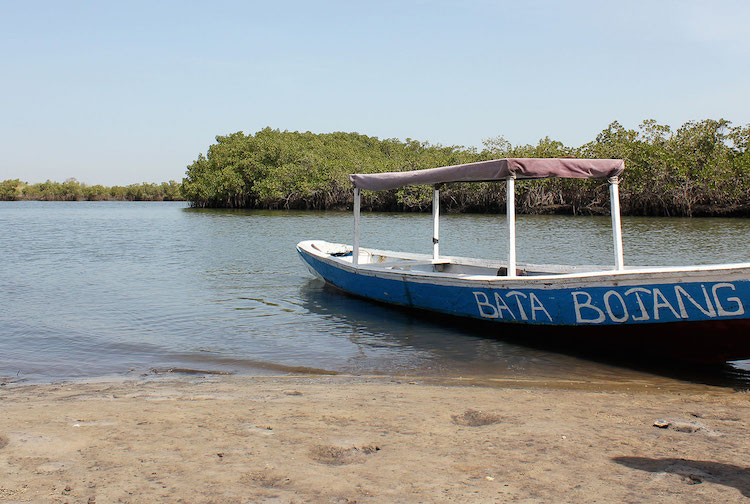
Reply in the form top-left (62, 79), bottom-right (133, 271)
top-left (3, 193), bottom-right (749, 217)
top-left (1, 196), bottom-right (187, 202)
top-left (0, 178), bottom-right (184, 202)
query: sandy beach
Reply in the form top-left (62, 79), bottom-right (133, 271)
top-left (1, 373), bottom-right (749, 503)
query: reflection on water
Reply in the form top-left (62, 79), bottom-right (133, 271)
top-left (300, 281), bottom-right (750, 390)
top-left (1, 201), bottom-right (749, 389)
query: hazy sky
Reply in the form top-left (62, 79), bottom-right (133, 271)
top-left (1, 0), bottom-right (748, 185)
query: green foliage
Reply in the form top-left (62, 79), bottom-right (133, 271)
top-left (0, 179), bottom-right (24, 200)
top-left (576, 119), bottom-right (749, 216)
top-left (184, 121), bottom-right (750, 216)
top-left (8, 120), bottom-right (749, 216)
top-left (0, 179), bottom-right (184, 202)
top-left (183, 128), bottom-right (482, 210)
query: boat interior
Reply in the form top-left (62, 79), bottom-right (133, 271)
top-left (311, 240), bottom-right (609, 277)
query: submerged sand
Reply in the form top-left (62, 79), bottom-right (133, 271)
top-left (1, 374), bottom-right (749, 503)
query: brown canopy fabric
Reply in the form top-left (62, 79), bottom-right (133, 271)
top-left (349, 158), bottom-right (625, 191)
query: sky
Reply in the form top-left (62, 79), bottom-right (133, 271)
top-left (1, 0), bottom-right (748, 185)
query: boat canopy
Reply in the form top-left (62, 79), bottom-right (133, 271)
top-left (349, 158), bottom-right (625, 191)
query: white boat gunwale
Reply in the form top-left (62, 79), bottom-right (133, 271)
top-left (299, 240), bottom-right (750, 287)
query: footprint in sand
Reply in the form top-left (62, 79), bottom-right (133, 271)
top-left (309, 444), bottom-right (380, 465)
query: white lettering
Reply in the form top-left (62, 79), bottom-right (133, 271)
top-left (473, 292), bottom-right (498, 318)
top-left (529, 292), bottom-right (553, 322)
top-left (603, 291), bottom-right (629, 323)
top-left (624, 287), bottom-right (651, 321)
top-left (674, 285), bottom-right (716, 318)
top-left (572, 291), bottom-right (606, 324)
top-left (652, 288), bottom-right (681, 320)
top-left (493, 292), bottom-right (516, 320)
top-left (506, 291), bottom-right (528, 321)
top-left (712, 283), bottom-right (745, 316)
top-left (701, 284), bottom-right (717, 316)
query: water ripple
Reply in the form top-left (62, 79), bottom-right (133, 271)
top-left (1, 201), bottom-right (750, 388)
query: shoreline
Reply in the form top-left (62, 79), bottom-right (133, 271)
top-left (4, 198), bottom-right (750, 218)
top-left (2, 374), bottom-right (749, 503)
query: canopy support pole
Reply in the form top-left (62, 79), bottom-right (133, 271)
top-left (608, 176), bottom-right (624, 271)
top-left (506, 175), bottom-right (516, 277)
top-left (432, 186), bottom-right (440, 260)
top-left (353, 187), bottom-right (360, 266)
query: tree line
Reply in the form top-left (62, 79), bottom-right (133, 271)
top-left (0, 179), bottom-right (183, 202)
top-left (182, 119), bottom-right (750, 216)
top-left (5, 120), bottom-right (748, 215)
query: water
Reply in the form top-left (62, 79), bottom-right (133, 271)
top-left (2, 201), bottom-right (749, 386)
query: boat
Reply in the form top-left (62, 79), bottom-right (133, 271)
top-left (297, 158), bottom-right (750, 364)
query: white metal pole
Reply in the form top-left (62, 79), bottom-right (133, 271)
top-left (506, 176), bottom-right (516, 277)
top-left (608, 176), bottom-right (624, 271)
top-left (353, 187), bottom-right (360, 266)
top-left (432, 186), bottom-right (439, 260)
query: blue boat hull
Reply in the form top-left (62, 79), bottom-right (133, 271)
top-left (298, 242), bottom-right (750, 363)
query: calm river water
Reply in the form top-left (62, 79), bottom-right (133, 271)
top-left (2, 201), bottom-right (749, 386)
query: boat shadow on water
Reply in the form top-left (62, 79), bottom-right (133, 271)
top-left (300, 280), bottom-right (750, 390)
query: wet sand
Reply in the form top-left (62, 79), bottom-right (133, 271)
top-left (1, 374), bottom-right (749, 503)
